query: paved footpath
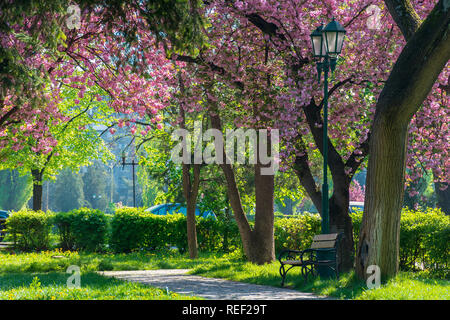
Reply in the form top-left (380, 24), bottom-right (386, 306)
top-left (99, 269), bottom-right (332, 300)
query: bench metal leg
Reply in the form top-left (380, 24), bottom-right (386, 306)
top-left (279, 264), bottom-right (296, 287)
top-left (279, 265), bottom-right (286, 287)
top-left (302, 264), bottom-right (317, 283)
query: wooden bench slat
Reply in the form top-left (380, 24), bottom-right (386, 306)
top-left (313, 233), bottom-right (338, 241)
top-left (310, 240), bottom-right (336, 249)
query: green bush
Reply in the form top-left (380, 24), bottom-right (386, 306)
top-left (350, 207), bottom-right (449, 272)
top-left (110, 208), bottom-right (241, 253)
top-left (399, 208), bottom-right (449, 271)
top-left (52, 211), bottom-right (75, 250)
top-left (5, 209), bottom-right (54, 251)
top-left (274, 213), bottom-right (321, 254)
top-left (197, 218), bottom-right (241, 252)
top-left (53, 208), bottom-right (108, 252)
top-left (349, 210), bottom-right (363, 254)
top-left (110, 208), bottom-right (167, 253)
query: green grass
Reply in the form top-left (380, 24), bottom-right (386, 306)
top-left (0, 250), bottom-right (211, 300)
top-left (0, 272), bottom-right (200, 300)
top-left (0, 249), bottom-right (448, 300)
top-left (355, 273), bottom-right (450, 300)
top-left (0, 249), bottom-right (224, 274)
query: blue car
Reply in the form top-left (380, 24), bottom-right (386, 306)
top-left (145, 203), bottom-right (216, 219)
top-left (0, 210), bottom-right (9, 241)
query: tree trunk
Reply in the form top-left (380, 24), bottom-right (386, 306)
top-left (356, 0), bottom-right (450, 280)
top-left (250, 162), bottom-right (275, 264)
top-left (210, 112), bottom-right (275, 264)
top-left (435, 181), bottom-right (449, 215)
top-left (356, 118), bottom-right (408, 279)
top-left (31, 169), bottom-right (43, 211)
top-left (178, 88), bottom-right (200, 259)
top-left (329, 187), bottom-right (354, 272)
top-left (182, 163), bottom-right (201, 259)
top-left (218, 159), bottom-right (254, 260)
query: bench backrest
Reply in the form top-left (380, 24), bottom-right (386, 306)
top-left (310, 233), bottom-right (339, 249)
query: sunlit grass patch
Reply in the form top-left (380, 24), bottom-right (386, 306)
top-left (355, 272), bottom-right (450, 300)
top-left (0, 272), bottom-right (201, 300)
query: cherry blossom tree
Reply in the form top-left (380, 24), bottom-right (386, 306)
top-left (0, 6), bottom-right (180, 210)
top-left (0, 0), bottom-right (205, 154)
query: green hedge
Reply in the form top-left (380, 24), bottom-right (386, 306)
top-left (110, 208), bottom-right (241, 253)
top-left (53, 208), bottom-right (108, 252)
top-left (5, 209), bottom-right (54, 251)
top-left (274, 213), bottom-right (321, 254)
top-left (399, 208), bottom-right (449, 270)
top-left (350, 207), bottom-right (449, 271)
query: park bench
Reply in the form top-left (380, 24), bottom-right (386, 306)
top-left (278, 233), bottom-right (341, 286)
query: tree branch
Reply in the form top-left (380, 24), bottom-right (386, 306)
top-left (384, 0), bottom-right (422, 41)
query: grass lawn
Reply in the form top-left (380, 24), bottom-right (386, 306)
top-left (0, 249), bottom-right (212, 300)
top-left (0, 249), bottom-right (448, 300)
top-left (0, 249), bottom-right (221, 273)
top-left (0, 272), bottom-right (200, 300)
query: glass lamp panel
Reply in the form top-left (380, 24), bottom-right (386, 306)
top-left (312, 36), bottom-right (323, 57)
top-left (336, 32), bottom-right (345, 54)
top-left (324, 31), bottom-right (337, 55)
top-left (321, 38), bottom-right (326, 56)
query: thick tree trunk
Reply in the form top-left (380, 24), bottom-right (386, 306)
top-left (31, 169), bottom-right (43, 211)
top-left (435, 181), bottom-right (450, 215)
top-left (356, 118), bottom-right (408, 279)
top-left (356, 0), bottom-right (450, 280)
top-left (250, 163), bottom-right (275, 264)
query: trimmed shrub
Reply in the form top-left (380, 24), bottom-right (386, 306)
top-left (197, 217), bottom-right (241, 252)
top-left (350, 207), bottom-right (449, 271)
top-left (110, 208), bottom-right (241, 253)
top-left (274, 213), bottom-right (321, 254)
top-left (53, 208), bottom-right (108, 252)
top-left (5, 209), bottom-right (54, 251)
top-left (399, 208), bottom-right (449, 271)
top-left (110, 208), bottom-right (168, 252)
top-left (52, 211), bottom-right (76, 250)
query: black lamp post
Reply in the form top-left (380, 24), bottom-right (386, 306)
top-left (121, 151), bottom-right (138, 207)
top-left (310, 18), bottom-right (346, 235)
